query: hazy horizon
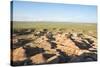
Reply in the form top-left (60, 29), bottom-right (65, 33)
top-left (11, 1), bottom-right (97, 23)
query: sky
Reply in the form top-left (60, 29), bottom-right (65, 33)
top-left (12, 1), bottom-right (97, 23)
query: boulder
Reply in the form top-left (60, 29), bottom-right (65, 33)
top-left (30, 53), bottom-right (46, 64)
top-left (12, 47), bottom-right (26, 62)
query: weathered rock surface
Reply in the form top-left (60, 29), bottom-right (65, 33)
top-left (11, 29), bottom-right (97, 66)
